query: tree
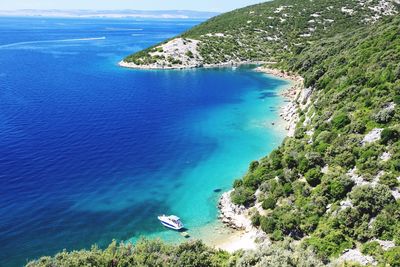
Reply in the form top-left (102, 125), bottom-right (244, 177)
top-left (305, 167), bottom-right (322, 187)
top-left (381, 128), bottom-right (399, 144)
top-left (262, 196), bottom-right (277, 210)
top-left (332, 113), bottom-right (351, 129)
top-left (230, 187), bottom-right (255, 206)
top-left (350, 184), bottom-right (395, 216)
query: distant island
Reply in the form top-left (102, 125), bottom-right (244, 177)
top-left (0, 9), bottom-right (219, 19)
top-left (27, 0), bottom-right (400, 266)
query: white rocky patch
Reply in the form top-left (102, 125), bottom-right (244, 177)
top-left (321, 165), bottom-right (329, 174)
top-left (340, 198), bottom-right (354, 210)
top-left (347, 168), bottom-right (383, 187)
top-left (362, 128), bottom-right (383, 145)
top-left (380, 152), bottom-right (391, 161)
top-left (120, 37), bottom-right (203, 69)
top-left (218, 190), bottom-right (269, 251)
top-left (392, 188), bottom-right (400, 200)
top-left (266, 35), bottom-right (280, 41)
top-left (205, 33), bottom-right (226, 37)
top-left (375, 239), bottom-right (396, 251)
top-left (341, 7), bottom-right (355, 15)
top-left (337, 249), bottom-right (376, 266)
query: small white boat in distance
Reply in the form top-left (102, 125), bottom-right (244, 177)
top-left (158, 215), bottom-right (184, 230)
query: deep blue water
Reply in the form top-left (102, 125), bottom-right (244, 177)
top-left (0, 17), bottom-right (289, 267)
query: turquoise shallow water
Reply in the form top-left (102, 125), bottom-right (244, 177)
top-left (0, 17), bottom-right (289, 266)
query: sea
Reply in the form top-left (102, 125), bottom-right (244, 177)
top-left (0, 17), bottom-right (289, 267)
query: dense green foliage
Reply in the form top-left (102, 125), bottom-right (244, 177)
top-left (26, 239), bottom-right (229, 267)
top-left (232, 15), bottom-right (400, 263)
top-left (27, 238), bottom-right (325, 267)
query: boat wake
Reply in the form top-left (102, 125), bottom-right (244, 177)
top-left (0, 37), bottom-right (106, 49)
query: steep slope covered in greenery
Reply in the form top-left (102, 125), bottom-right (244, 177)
top-left (231, 15), bottom-right (400, 264)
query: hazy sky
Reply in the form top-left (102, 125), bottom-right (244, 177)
top-left (0, 0), bottom-right (265, 12)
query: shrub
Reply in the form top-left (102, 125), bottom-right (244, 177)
top-left (231, 187), bottom-right (255, 206)
top-left (361, 241), bottom-right (383, 257)
top-left (379, 173), bottom-right (399, 188)
top-left (381, 128), bottom-right (399, 144)
top-left (251, 212), bottom-right (261, 226)
top-left (384, 247), bottom-right (400, 267)
top-left (326, 175), bottom-right (354, 201)
top-left (262, 196), bottom-right (277, 210)
top-left (305, 167), bottom-right (322, 187)
top-left (249, 160), bottom-right (260, 172)
top-left (271, 230), bottom-right (284, 241)
top-left (260, 216), bottom-right (276, 234)
top-left (306, 230), bottom-right (353, 259)
top-left (374, 108), bottom-right (395, 123)
top-left (332, 113), bottom-right (351, 129)
top-left (350, 185), bottom-right (395, 216)
top-left (233, 179), bottom-right (243, 188)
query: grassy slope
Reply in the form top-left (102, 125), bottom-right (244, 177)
top-left (28, 0), bottom-right (400, 266)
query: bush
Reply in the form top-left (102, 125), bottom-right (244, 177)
top-left (305, 167), bottom-right (322, 187)
top-left (326, 175), bottom-right (354, 201)
top-left (262, 196), bottom-right (277, 210)
top-left (380, 173), bottom-right (399, 188)
top-left (332, 113), bottom-right (351, 129)
top-left (233, 179), bottom-right (243, 188)
top-left (361, 241), bottom-right (383, 257)
top-left (350, 184), bottom-right (395, 216)
top-left (384, 247), bottom-right (400, 267)
top-left (271, 230), bottom-right (284, 241)
top-left (306, 230), bottom-right (353, 259)
top-left (260, 216), bottom-right (276, 234)
top-left (231, 186), bottom-right (255, 206)
top-left (251, 212), bottom-right (261, 226)
top-left (381, 128), bottom-right (399, 144)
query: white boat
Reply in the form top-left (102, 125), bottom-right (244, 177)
top-left (158, 215), bottom-right (184, 230)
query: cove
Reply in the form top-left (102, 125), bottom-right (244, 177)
top-left (0, 17), bottom-right (289, 266)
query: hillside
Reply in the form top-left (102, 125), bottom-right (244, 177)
top-left (122, 0), bottom-right (399, 69)
top-left (28, 0), bottom-right (400, 266)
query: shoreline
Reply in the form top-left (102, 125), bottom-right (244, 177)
top-left (210, 66), bottom-right (305, 252)
top-left (118, 59), bottom-right (306, 252)
top-left (118, 60), bottom-right (273, 70)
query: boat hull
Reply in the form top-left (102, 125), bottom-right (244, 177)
top-left (160, 221), bottom-right (183, 230)
top-left (158, 215), bottom-right (184, 230)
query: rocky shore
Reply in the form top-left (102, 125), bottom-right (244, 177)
top-left (256, 66), bottom-right (305, 137)
top-left (119, 59), bottom-right (267, 70)
top-left (216, 68), bottom-right (306, 251)
top-left (216, 191), bottom-right (269, 252)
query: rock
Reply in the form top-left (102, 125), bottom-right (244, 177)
top-left (380, 152), bottom-right (391, 161)
top-left (375, 239), bottom-right (396, 251)
top-left (362, 128), bottom-right (383, 145)
top-left (337, 249), bottom-right (376, 266)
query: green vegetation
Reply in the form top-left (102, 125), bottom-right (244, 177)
top-left (31, 0), bottom-right (400, 265)
top-left (27, 238), bottom-right (325, 267)
top-left (26, 239), bottom-right (229, 267)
